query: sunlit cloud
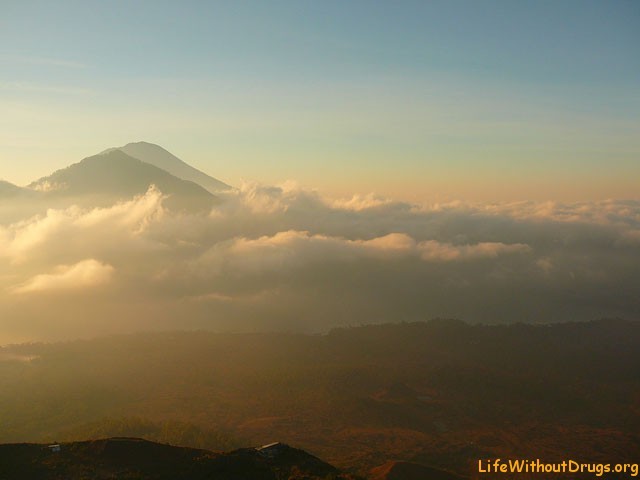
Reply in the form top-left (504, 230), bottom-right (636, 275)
top-left (11, 259), bottom-right (114, 294)
top-left (209, 230), bottom-right (529, 272)
top-left (0, 186), bottom-right (165, 264)
top-left (0, 183), bottom-right (638, 341)
top-left (331, 193), bottom-right (399, 211)
top-left (418, 240), bottom-right (530, 262)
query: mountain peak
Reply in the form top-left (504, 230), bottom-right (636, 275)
top-left (113, 142), bottom-right (231, 193)
top-left (122, 141), bottom-right (170, 153)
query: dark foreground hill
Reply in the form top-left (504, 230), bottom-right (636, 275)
top-left (0, 437), bottom-right (357, 480)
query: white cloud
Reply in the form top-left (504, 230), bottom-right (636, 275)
top-left (11, 259), bottom-right (114, 294)
top-left (331, 193), bottom-right (398, 211)
top-left (0, 186), bottom-right (165, 264)
top-left (217, 230), bottom-right (528, 269)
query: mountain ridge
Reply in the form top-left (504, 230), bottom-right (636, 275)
top-left (0, 437), bottom-right (358, 480)
top-left (106, 141), bottom-right (231, 193)
top-left (0, 180), bottom-right (34, 198)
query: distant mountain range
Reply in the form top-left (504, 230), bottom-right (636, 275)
top-left (4, 142), bottom-right (231, 213)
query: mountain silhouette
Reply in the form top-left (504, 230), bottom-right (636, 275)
top-left (0, 180), bottom-right (32, 198)
top-left (106, 141), bottom-right (231, 193)
top-left (28, 150), bottom-right (218, 212)
top-left (0, 437), bottom-right (354, 480)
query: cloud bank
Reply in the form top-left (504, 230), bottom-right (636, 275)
top-left (0, 183), bottom-right (638, 342)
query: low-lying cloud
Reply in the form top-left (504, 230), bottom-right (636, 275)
top-left (0, 183), bottom-right (638, 342)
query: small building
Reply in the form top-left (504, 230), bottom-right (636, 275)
top-left (256, 442), bottom-right (287, 458)
top-left (48, 444), bottom-right (61, 453)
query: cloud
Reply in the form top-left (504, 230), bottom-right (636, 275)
top-left (11, 259), bottom-right (114, 294)
top-left (536, 257), bottom-right (554, 274)
top-left (0, 182), bottom-right (638, 342)
top-left (418, 240), bottom-right (530, 261)
top-left (331, 193), bottom-right (401, 211)
top-left (0, 186), bottom-right (165, 264)
top-left (204, 230), bottom-right (529, 274)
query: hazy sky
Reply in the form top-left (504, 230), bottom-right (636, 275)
top-left (1, 0), bottom-right (639, 201)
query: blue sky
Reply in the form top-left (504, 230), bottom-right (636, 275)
top-left (1, 0), bottom-right (638, 200)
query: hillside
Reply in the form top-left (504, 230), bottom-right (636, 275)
top-left (27, 150), bottom-right (218, 212)
top-left (1, 320), bottom-right (638, 476)
top-left (0, 437), bottom-right (355, 480)
top-left (0, 180), bottom-right (33, 198)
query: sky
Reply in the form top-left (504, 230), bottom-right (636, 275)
top-left (1, 0), bottom-right (639, 201)
top-left (1, 1), bottom-right (640, 343)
